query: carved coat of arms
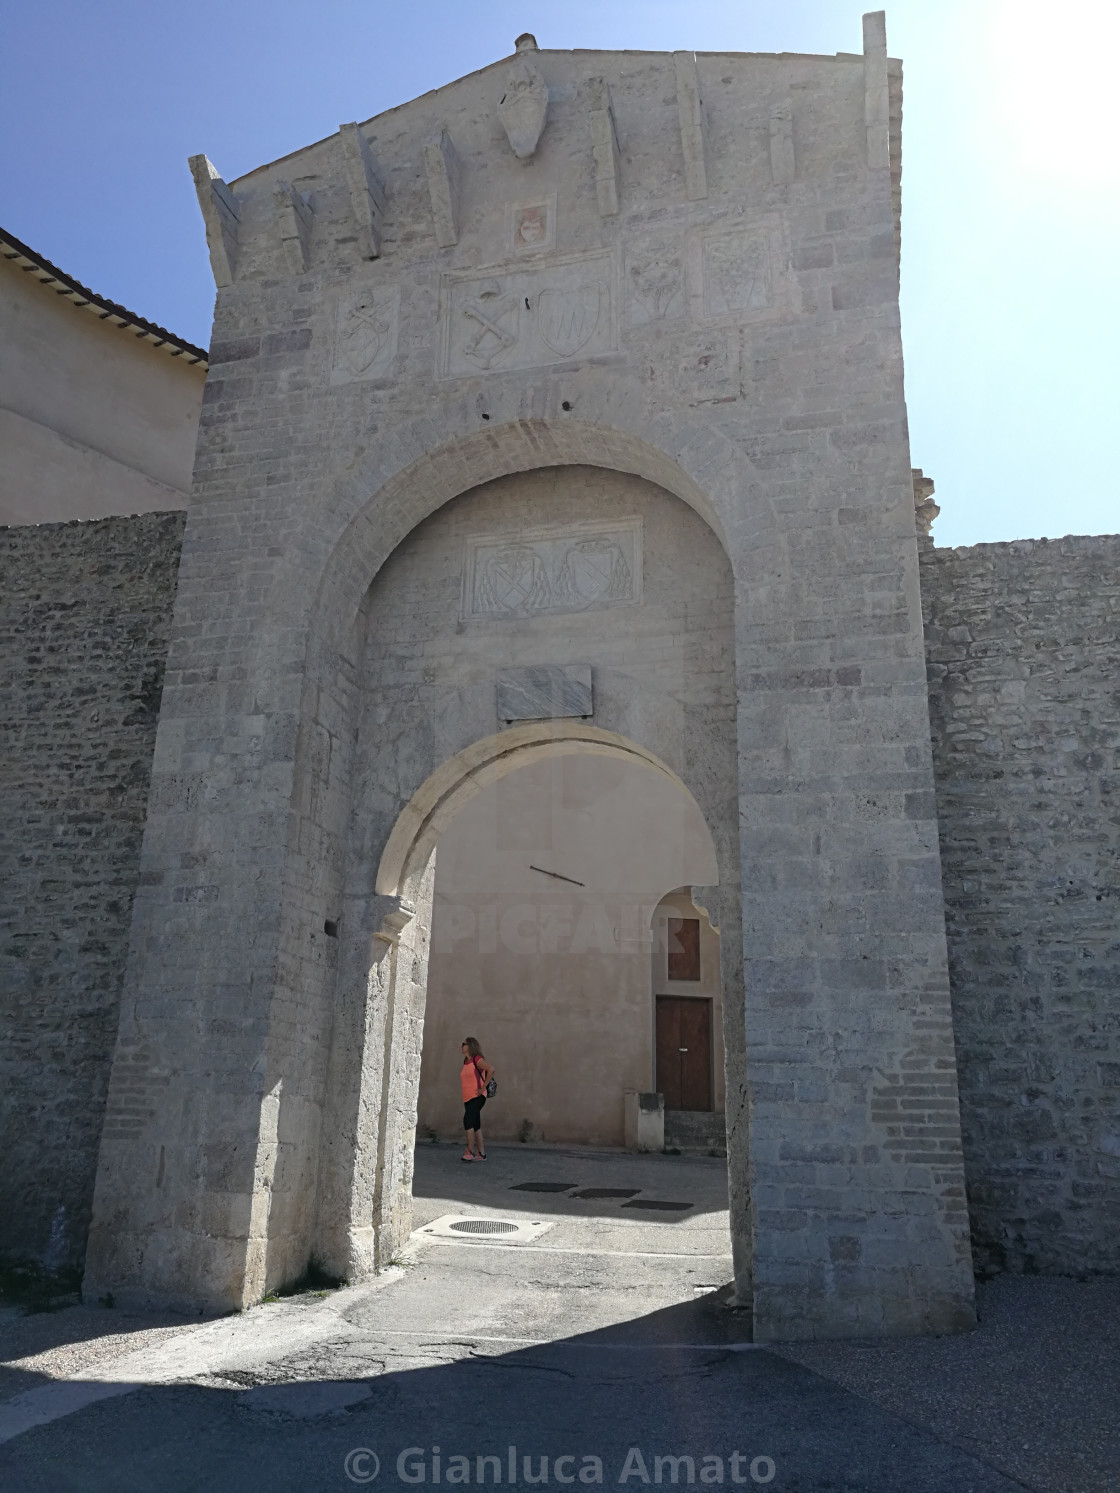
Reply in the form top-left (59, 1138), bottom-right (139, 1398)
top-left (474, 545), bottom-right (550, 614)
top-left (554, 539), bottom-right (632, 609)
top-left (461, 279), bottom-right (520, 370)
top-left (497, 59), bottom-right (549, 159)
top-left (336, 292), bottom-right (394, 378)
top-left (537, 283), bottom-right (603, 359)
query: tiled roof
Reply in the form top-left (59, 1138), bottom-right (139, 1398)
top-left (1, 227), bottom-right (208, 369)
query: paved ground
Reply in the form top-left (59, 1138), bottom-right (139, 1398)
top-left (0, 1142), bottom-right (1117, 1492)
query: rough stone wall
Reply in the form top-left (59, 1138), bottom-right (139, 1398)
top-left (921, 535), bottom-right (1120, 1276)
top-left (0, 512), bottom-right (185, 1274)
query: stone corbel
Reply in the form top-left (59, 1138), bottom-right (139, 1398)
top-left (274, 182), bottom-right (313, 274)
top-left (769, 100), bottom-right (796, 184)
top-left (188, 154), bottom-right (240, 288)
top-left (863, 10), bottom-right (890, 171)
top-left (423, 128), bottom-right (461, 248)
top-left (588, 77), bottom-right (621, 217)
top-left (338, 122), bottom-right (386, 260)
top-left (673, 52), bottom-right (708, 201)
top-left (371, 894), bottom-right (416, 946)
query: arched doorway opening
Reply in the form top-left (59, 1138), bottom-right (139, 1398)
top-left (653, 890), bottom-right (725, 1155)
top-left (312, 462), bottom-right (744, 1291)
top-left (417, 746), bottom-right (720, 1150)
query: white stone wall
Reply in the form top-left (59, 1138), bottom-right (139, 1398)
top-left (84, 25), bottom-right (975, 1339)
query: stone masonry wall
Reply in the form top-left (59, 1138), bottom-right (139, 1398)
top-left (0, 512), bottom-right (185, 1275)
top-left (921, 536), bottom-right (1120, 1276)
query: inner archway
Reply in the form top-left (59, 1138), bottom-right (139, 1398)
top-left (417, 747), bottom-right (720, 1149)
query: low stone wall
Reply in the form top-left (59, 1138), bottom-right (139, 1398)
top-left (921, 536), bottom-right (1120, 1275)
top-left (0, 512), bottom-right (185, 1276)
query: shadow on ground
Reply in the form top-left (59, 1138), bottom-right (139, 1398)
top-left (0, 1290), bottom-right (1041, 1493)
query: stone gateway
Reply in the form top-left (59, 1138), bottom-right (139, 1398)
top-left (2, 16), bottom-right (1117, 1340)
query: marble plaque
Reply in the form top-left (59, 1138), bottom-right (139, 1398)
top-left (461, 517), bottom-right (641, 621)
top-left (440, 251), bottom-right (616, 378)
top-left (497, 664), bottom-right (593, 722)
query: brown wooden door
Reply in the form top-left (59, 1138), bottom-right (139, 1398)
top-left (655, 996), bottom-right (712, 1111)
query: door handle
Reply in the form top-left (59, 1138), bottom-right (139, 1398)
top-left (678, 1047), bottom-right (688, 1052)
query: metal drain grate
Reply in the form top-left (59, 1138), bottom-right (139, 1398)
top-left (510, 1181), bottom-right (577, 1193)
top-left (621, 1199), bottom-right (693, 1211)
top-left (571, 1188), bottom-right (640, 1199)
top-left (449, 1218), bottom-right (520, 1235)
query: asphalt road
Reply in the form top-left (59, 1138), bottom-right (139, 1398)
top-left (1, 1143), bottom-right (1115, 1493)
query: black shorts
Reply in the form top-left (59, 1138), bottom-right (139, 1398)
top-left (463, 1095), bottom-right (486, 1131)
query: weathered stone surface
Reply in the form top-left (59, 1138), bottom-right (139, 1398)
top-left (6, 21), bottom-right (1115, 1337)
top-left (0, 512), bottom-right (185, 1275)
top-left (70, 31), bottom-right (972, 1339)
top-left (922, 536), bottom-right (1120, 1277)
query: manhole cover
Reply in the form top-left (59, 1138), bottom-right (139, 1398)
top-left (449, 1218), bottom-right (521, 1234)
top-left (571, 1188), bottom-right (640, 1199)
top-left (621, 1199), bottom-right (693, 1211)
top-left (510, 1181), bottom-right (577, 1193)
top-left (417, 1213), bottom-right (556, 1243)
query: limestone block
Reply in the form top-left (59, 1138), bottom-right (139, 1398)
top-left (338, 122), bottom-right (385, 260)
top-left (423, 128), bottom-right (460, 248)
top-left (769, 101), bottom-right (796, 184)
top-left (624, 1091), bottom-right (665, 1153)
top-left (187, 154), bottom-right (239, 287)
top-left (588, 77), bottom-right (621, 217)
top-left (274, 182), bottom-right (313, 275)
top-left (673, 52), bottom-right (708, 201)
top-left (863, 11), bottom-right (890, 171)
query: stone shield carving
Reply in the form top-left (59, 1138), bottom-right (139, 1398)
top-left (331, 286), bottom-right (399, 385)
top-left (497, 59), bottom-right (549, 159)
top-left (473, 545), bottom-right (550, 613)
top-left (460, 279), bottom-right (520, 371)
top-left (537, 283), bottom-right (603, 359)
top-left (627, 242), bottom-right (685, 326)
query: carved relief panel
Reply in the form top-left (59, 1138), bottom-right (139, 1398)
top-left (625, 239), bottom-right (686, 327)
top-left (699, 223), bottom-right (785, 323)
top-left (509, 195), bottom-right (556, 256)
top-left (440, 251), bottom-right (616, 378)
top-left (461, 518), bottom-right (641, 622)
top-left (330, 284), bottom-right (399, 385)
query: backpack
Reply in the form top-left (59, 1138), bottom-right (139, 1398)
top-left (475, 1056), bottom-right (497, 1099)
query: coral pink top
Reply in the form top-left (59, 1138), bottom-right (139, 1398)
top-left (460, 1058), bottom-right (483, 1102)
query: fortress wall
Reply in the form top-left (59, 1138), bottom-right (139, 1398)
top-left (0, 512), bottom-right (185, 1276)
top-left (921, 535), bottom-right (1120, 1275)
top-left (2, 511), bottom-right (1118, 1284)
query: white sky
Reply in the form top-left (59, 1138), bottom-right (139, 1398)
top-left (1, 0), bottom-right (1116, 546)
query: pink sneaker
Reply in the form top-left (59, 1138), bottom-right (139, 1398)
top-left (460, 1151), bottom-right (476, 1162)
